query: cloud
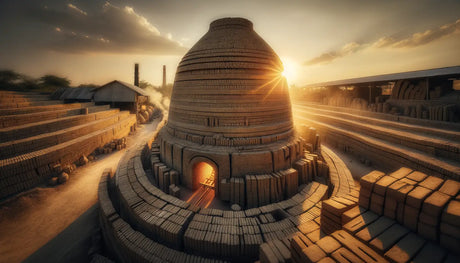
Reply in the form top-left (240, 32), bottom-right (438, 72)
top-left (306, 19), bottom-right (460, 66)
top-left (305, 42), bottom-right (361, 65)
top-left (29, 2), bottom-right (186, 55)
top-left (67, 3), bottom-right (87, 16)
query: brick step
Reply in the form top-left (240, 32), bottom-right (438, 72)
top-left (0, 102), bottom-right (95, 116)
top-left (295, 116), bottom-right (460, 180)
top-left (0, 105), bottom-right (113, 143)
top-left (0, 114), bottom-right (136, 199)
top-left (294, 102), bottom-right (460, 132)
top-left (0, 111), bottom-right (131, 159)
top-left (0, 102), bottom-right (98, 128)
top-left (296, 109), bottom-right (460, 162)
top-left (295, 104), bottom-right (460, 142)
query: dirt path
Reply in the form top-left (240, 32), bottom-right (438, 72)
top-left (0, 120), bottom-right (161, 263)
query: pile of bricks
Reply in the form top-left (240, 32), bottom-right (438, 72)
top-left (321, 196), bottom-right (357, 234)
top-left (150, 142), bottom-right (180, 195)
top-left (358, 167), bottom-right (460, 252)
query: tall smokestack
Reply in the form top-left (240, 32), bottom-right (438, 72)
top-left (162, 65), bottom-right (166, 88)
top-left (134, 63), bottom-right (139, 87)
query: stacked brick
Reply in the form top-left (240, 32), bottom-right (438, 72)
top-left (321, 196), bottom-right (357, 234)
top-left (296, 104), bottom-right (460, 181)
top-left (358, 167), bottom-right (460, 253)
top-left (150, 142), bottom-right (180, 195)
top-left (0, 94), bottom-right (136, 199)
top-left (244, 168), bottom-right (299, 208)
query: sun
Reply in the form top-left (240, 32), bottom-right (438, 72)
top-left (280, 57), bottom-right (297, 83)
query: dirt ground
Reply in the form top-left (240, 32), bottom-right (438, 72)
top-left (0, 120), bottom-right (161, 263)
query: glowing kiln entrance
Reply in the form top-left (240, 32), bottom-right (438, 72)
top-left (187, 161), bottom-right (217, 208)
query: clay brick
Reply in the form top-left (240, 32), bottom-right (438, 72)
top-left (418, 176), bottom-right (443, 191)
top-left (388, 167), bottom-right (413, 180)
top-left (343, 210), bottom-right (379, 234)
top-left (316, 236), bottom-right (341, 254)
top-left (422, 191), bottom-right (451, 216)
top-left (302, 244), bottom-right (326, 263)
top-left (439, 180), bottom-right (460, 197)
top-left (331, 230), bottom-right (387, 263)
top-left (342, 206), bottom-right (366, 226)
top-left (418, 222), bottom-right (437, 241)
top-left (374, 176), bottom-right (398, 196)
top-left (441, 200), bottom-right (460, 227)
top-left (384, 233), bottom-right (426, 263)
top-left (360, 170), bottom-right (385, 190)
top-left (440, 233), bottom-right (460, 254)
top-left (406, 171), bottom-right (428, 183)
top-left (356, 216), bottom-right (395, 243)
top-left (331, 247), bottom-right (364, 263)
top-left (411, 242), bottom-right (447, 263)
top-left (406, 186), bottom-right (432, 209)
top-left (440, 222), bottom-right (460, 239)
top-left (369, 224), bottom-right (410, 252)
top-left (403, 205), bottom-right (419, 231)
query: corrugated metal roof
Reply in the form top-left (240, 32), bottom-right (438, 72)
top-left (304, 66), bottom-right (460, 88)
top-left (96, 80), bottom-right (149, 96)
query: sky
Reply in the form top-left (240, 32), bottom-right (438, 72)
top-left (0, 0), bottom-right (459, 87)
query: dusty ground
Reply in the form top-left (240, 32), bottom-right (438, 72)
top-left (0, 120), bottom-right (161, 263)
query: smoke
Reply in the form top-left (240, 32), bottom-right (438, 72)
top-left (144, 86), bottom-right (170, 113)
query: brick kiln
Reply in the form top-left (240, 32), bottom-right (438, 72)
top-left (156, 17), bottom-right (305, 206)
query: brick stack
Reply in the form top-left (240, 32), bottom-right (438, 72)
top-left (321, 197), bottom-right (357, 234)
top-left (357, 167), bottom-right (460, 253)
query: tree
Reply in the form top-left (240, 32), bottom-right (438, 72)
top-left (40, 75), bottom-right (70, 88)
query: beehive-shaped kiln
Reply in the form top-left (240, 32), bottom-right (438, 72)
top-left (158, 18), bottom-right (304, 197)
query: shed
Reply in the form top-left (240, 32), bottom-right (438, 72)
top-left (93, 80), bottom-right (149, 113)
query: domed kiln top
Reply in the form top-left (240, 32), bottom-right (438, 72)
top-left (165, 17), bottom-right (294, 147)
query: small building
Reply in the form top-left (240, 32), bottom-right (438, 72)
top-left (93, 80), bottom-right (149, 114)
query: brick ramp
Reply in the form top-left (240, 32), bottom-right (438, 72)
top-left (0, 114), bottom-right (136, 199)
top-left (297, 107), bottom-right (460, 161)
top-left (294, 115), bottom-right (460, 180)
top-left (0, 105), bottom-right (113, 143)
top-left (0, 111), bottom-right (131, 159)
top-left (321, 145), bottom-right (356, 198)
top-left (0, 102), bottom-right (96, 128)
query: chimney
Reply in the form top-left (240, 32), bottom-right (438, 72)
top-left (162, 65), bottom-right (166, 88)
top-left (134, 63), bottom-right (139, 87)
